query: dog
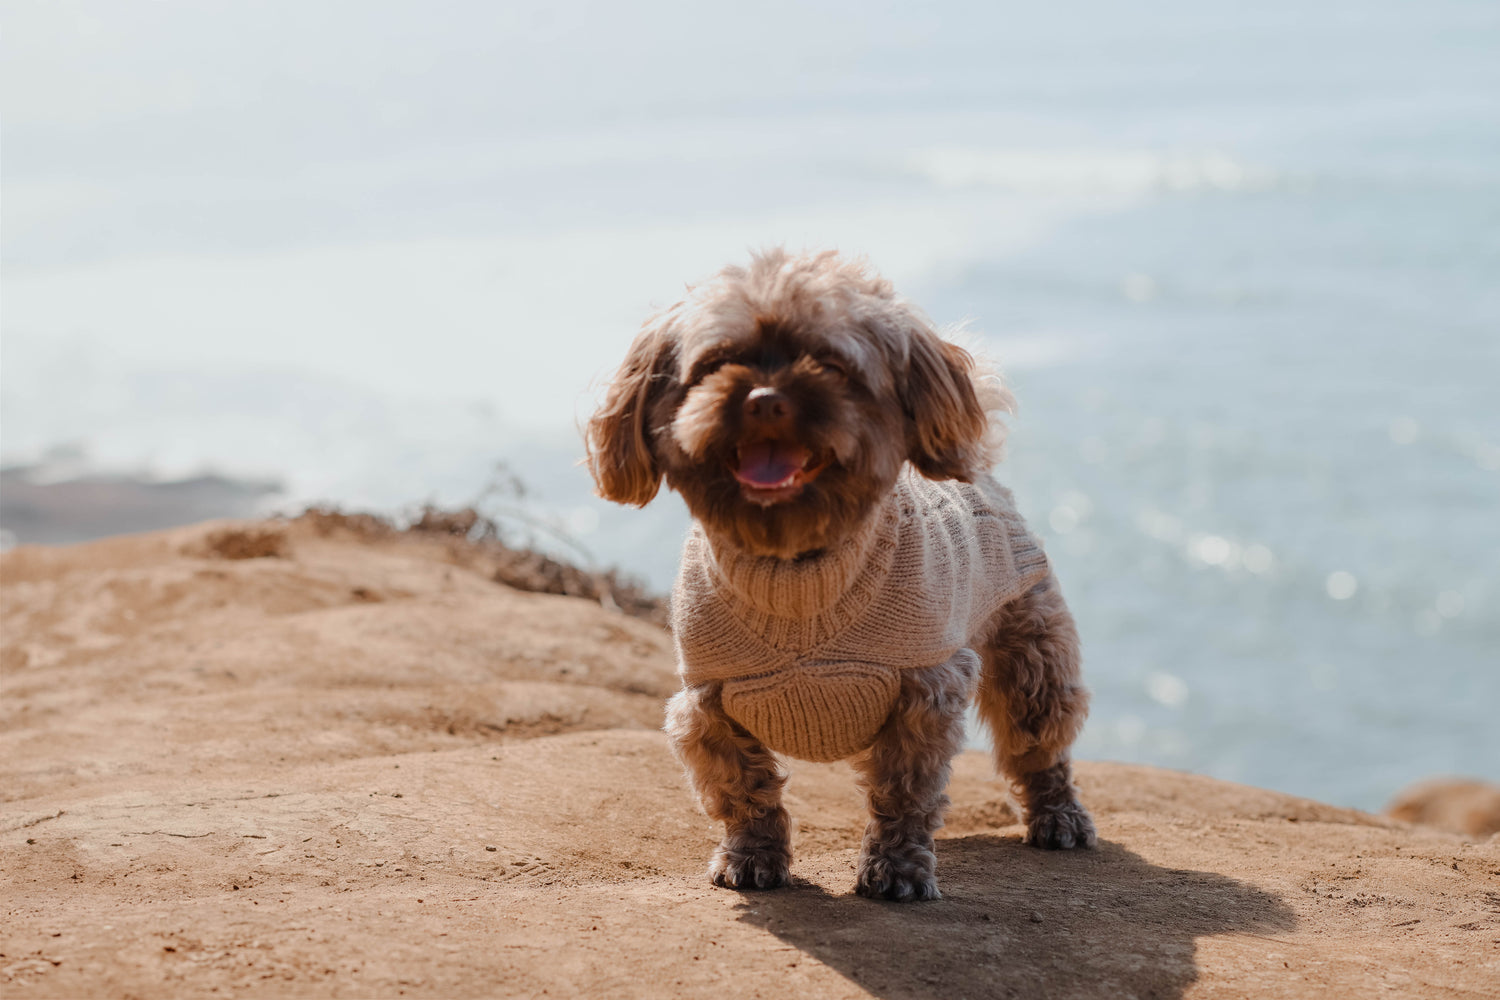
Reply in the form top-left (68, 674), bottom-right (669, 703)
top-left (586, 248), bottom-right (1095, 901)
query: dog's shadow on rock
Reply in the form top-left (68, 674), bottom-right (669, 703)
top-left (734, 835), bottom-right (1295, 1000)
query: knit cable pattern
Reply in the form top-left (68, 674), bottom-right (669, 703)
top-left (673, 466), bottom-right (1050, 761)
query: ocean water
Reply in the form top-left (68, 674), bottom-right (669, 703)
top-left (3, 0), bottom-right (1497, 810)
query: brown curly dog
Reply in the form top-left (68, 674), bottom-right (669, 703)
top-left (587, 248), bottom-right (1095, 901)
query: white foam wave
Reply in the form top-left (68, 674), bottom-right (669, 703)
top-left (908, 148), bottom-right (1278, 196)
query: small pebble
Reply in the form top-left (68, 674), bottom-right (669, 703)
top-left (485, 845), bottom-right (498, 852)
top-left (1029, 911), bottom-right (1044, 923)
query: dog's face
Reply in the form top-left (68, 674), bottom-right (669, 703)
top-left (587, 250), bottom-right (997, 558)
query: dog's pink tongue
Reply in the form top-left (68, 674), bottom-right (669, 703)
top-left (736, 441), bottom-right (806, 487)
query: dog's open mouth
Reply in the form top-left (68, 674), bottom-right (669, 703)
top-left (732, 440), bottom-right (826, 503)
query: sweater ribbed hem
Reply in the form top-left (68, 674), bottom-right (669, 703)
top-left (721, 662), bottom-right (901, 762)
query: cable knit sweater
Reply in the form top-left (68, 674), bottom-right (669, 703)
top-left (671, 466), bottom-right (1051, 762)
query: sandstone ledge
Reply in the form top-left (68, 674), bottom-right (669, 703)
top-left (2, 521), bottom-right (1496, 999)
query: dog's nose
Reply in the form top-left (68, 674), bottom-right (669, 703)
top-left (743, 387), bottom-right (793, 424)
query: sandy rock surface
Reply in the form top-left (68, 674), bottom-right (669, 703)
top-left (2, 520), bottom-right (1497, 999)
top-left (1388, 779), bottom-right (1500, 840)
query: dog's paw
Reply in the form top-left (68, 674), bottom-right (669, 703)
top-left (1025, 799), bottom-right (1098, 850)
top-left (855, 849), bottom-right (941, 902)
top-left (709, 843), bottom-right (791, 890)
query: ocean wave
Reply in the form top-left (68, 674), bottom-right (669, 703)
top-left (907, 148), bottom-right (1280, 196)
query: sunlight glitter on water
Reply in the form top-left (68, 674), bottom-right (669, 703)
top-left (1325, 571), bottom-right (1358, 602)
top-left (1145, 672), bottom-right (1190, 709)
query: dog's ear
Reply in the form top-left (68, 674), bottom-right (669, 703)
top-left (901, 324), bottom-right (988, 483)
top-left (586, 313), bottom-right (679, 506)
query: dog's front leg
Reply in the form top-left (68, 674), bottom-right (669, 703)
top-left (664, 683), bottom-right (792, 890)
top-left (850, 651), bottom-right (975, 901)
top-left (976, 575), bottom-right (1097, 850)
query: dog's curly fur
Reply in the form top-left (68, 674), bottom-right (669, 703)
top-left (588, 248), bottom-right (1095, 900)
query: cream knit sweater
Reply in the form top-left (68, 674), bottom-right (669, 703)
top-left (672, 466), bottom-right (1051, 762)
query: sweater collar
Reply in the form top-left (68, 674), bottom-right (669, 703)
top-left (703, 491), bottom-right (903, 618)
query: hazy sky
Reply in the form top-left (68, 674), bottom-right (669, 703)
top-left (4, 0), bottom-right (1495, 445)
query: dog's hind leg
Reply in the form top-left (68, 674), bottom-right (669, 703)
top-left (975, 574), bottom-right (1098, 849)
top-left (664, 683), bottom-right (792, 889)
top-left (850, 650), bottom-right (976, 901)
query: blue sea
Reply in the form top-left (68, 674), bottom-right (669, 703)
top-left (3, 0), bottom-right (1496, 810)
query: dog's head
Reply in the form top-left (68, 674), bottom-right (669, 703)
top-left (586, 249), bottom-right (1012, 557)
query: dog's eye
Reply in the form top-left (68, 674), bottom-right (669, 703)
top-left (817, 358), bottom-right (848, 379)
top-left (687, 358), bottom-right (727, 385)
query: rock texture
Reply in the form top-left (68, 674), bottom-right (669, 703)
top-left (2, 520), bottom-right (1497, 998)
